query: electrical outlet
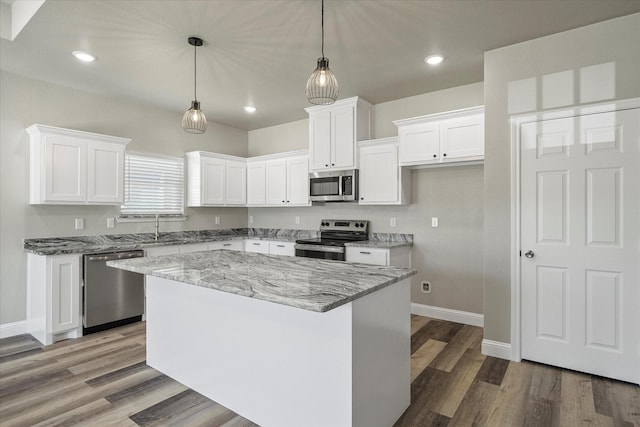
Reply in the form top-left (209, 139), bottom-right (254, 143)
top-left (75, 218), bottom-right (84, 230)
top-left (295, 216), bottom-right (300, 225)
top-left (215, 216), bottom-right (220, 225)
top-left (421, 281), bottom-right (431, 293)
top-left (390, 217), bottom-right (397, 227)
top-left (249, 215), bottom-right (254, 224)
top-left (106, 217), bottom-right (115, 228)
top-left (431, 217), bottom-right (439, 227)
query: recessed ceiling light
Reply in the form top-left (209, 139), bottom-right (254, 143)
top-left (72, 51), bottom-right (96, 62)
top-left (244, 106), bottom-right (256, 113)
top-left (424, 55), bottom-right (444, 65)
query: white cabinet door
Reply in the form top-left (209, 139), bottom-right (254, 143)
top-left (309, 111), bottom-right (332, 170)
top-left (331, 104), bottom-right (356, 169)
top-left (440, 114), bottom-right (484, 161)
top-left (247, 162), bottom-right (266, 205)
top-left (201, 157), bottom-right (225, 205)
top-left (345, 247), bottom-right (389, 266)
top-left (359, 143), bottom-right (398, 204)
top-left (87, 141), bottom-right (125, 204)
top-left (43, 135), bottom-right (87, 202)
top-left (208, 240), bottom-right (244, 251)
top-left (225, 159), bottom-right (247, 205)
top-left (244, 239), bottom-right (269, 253)
top-left (265, 160), bottom-right (287, 205)
top-left (145, 246), bottom-right (180, 256)
top-left (50, 255), bottom-right (81, 333)
top-left (269, 241), bottom-right (295, 256)
top-left (286, 157), bottom-right (309, 205)
top-left (398, 123), bottom-right (440, 165)
top-left (180, 243), bottom-right (209, 253)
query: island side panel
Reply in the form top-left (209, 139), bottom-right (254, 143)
top-left (352, 278), bottom-right (411, 427)
top-left (145, 275), bottom-right (354, 427)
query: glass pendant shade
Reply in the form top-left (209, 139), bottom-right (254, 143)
top-left (182, 100), bottom-right (207, 134)
top-left (306, 57), bottom-right (339, 105)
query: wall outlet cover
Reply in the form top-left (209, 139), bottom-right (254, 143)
top-left (421, 281), bottom-right (431, 293)
top-left (75, 218), bottom-right (84, 230)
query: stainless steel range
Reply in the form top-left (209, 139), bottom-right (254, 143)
top-left (294, 219), bottom-right (369, 261)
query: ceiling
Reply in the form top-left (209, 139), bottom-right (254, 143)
top-left (1, 0), bottom-right (639, 131)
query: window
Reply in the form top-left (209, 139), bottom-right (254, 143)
top-left (120, 152), bottom-right (184, 216)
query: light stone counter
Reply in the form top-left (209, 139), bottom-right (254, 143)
top-left (108, 249), bottom-right (415, 312)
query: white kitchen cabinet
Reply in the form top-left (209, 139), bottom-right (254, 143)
top-left (249, 151), bottom-right (310, 207)
top-left (246, 162), bottom-right (266, 205)
top-left (345, 246), bottom-right (412, 267)
top-left (208, 240), bottom-right (244, 251)
top-left (268, 241), bottom-right (295, 256)
top-left (244, 239), bottom-right (270, 253)
top-left (186, 151), bottom-right (247, 207)
top-left (394, 106), bottom-right (484, 167)
top-left (305, 96), bottom-right (371, 172)
top-left (145, 245), bottom-right (180, 257)
top-left (358, 138), bottom-right (411, 205)
top-left (26, 124), bottom-right (129, 205)
top-left (27, 253), bottom-right (82, 345)
top-left (180, 243), bottom-right (210, 253)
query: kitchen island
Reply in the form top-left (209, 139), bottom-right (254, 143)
top-left (108, 250), bottom-right (415, 427)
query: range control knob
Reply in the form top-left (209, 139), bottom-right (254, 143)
top-left (359, 222), bottom-right (365, 228)
top-left (355, 223), bottom-right (360, 228)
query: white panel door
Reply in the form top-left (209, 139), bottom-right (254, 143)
top-left (520, 108), bottom-right (639, 383)
top-left (225, 160), bottom-right (247, 205)
top-left (398, 123), bottom-right (440, 164)
top-left (265, 160), bottom-right (286, 205)
top-left (309, 111), bottom-right (331, 171)
top-left (43, 135), bottom-right (86, 202)
top-left (359, 143), bottom-right (398, 204)
top-left (286, 157), bottom-right (309, 205)
top-left (201, 157), bottom-right (225, 205)
top-left (50, 255), bottom-right (80, 333)
top-left (440, 114), bottom-right (484, 160)
top-left (331, 105), bottom-right (356, 169)
top-left (87, 141), bottom-right (124, 204)
top-left (247, 162), bottom-right (266, 206)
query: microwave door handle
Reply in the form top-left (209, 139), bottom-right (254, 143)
top-left (338, 176), bottom-right (343, 196)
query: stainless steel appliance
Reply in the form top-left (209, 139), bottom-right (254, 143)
top-left (295, 219), bottom-right (369, 261)
top-left (309, 169), bottom-right (358, 202)
top-left (83, 250), bottom-right (145, 334)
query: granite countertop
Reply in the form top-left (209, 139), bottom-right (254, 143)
top-left (24, 229), bottom-right (413, 256)
top-left (107, 250), bottom-right (416, 313)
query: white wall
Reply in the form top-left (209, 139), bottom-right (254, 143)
top-left (483, 13), bottom-right (640, 343)
top-left (0, 71), bottom-right (248, 325)
top-left (249, 82), bottom-right (486, 316)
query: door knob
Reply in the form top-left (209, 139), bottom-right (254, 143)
top-left (524, 250), bottom-right (535, 258)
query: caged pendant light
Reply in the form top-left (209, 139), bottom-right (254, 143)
top-left (305, 0), bottom-right (339, 105)
top-left (182, 37), bottom-right (207, 134)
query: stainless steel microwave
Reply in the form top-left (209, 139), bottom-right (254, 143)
top-left (309, 170), bottom-right (358, 202)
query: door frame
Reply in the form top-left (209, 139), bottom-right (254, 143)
top-left (509, 97), bottom-right (640, 363)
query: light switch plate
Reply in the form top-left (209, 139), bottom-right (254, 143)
top-left (431, 217), bottom-right (439, 227)
top-left (249, 215), bottom-right (254, 224)
top-left (295, 216), bottom-right (300, 225)
top-left (106, 217), bottom-right (115, 228)
top-left (390, 217), bottom-right (397, 227)
top-left (215, 216), bottom-right (220, 225)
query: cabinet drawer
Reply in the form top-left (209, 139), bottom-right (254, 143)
top-left (180, 243), bottom-right (210, 253)
top-left (244, 239), bottom-right (270, 253)
top-left (269, 241), bottom-right (295, 256)
top-left (208, 240), bottom-right (244, 251)
top-left (345, 247), bottom-right (389, 266)
top-left (145, 246), bottom-right (180, 256)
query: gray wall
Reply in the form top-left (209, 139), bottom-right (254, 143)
top-left (248, 82), bottom-right (486, 315)
top-left (0, 71), bottom-right (248, 325)
top-left (483, 13), bottom-right (640, 343)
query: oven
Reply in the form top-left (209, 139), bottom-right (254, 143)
top-left (309, 170), bottom-right (358, 202)
top-left (295, 219), bottom-right (368, 261)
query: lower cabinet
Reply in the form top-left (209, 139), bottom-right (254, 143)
top-left (208, 240), bottom-right (244, 251)
top-left (268, 241), bottom-right (296, 256)
top-left (179, 243), bottom-right (210, 253)
top-left (244, 239), bottom-right (270, 253)
top-left (345, 246), bottom-right (412, 267)
top-left (27, 253), bottom-right (82, 345)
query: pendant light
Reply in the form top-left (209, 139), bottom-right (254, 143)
top-left (305, 0), bottom-right (339, 105)
top-left (182, 37), bottom-right (207, 134)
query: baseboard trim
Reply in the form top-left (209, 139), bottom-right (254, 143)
top-left (481, 339), bottom-right (513, 360)
top-left (411, 303), bottom-right (484, 327)
top-left (0, 320), bottom-right (28, 339)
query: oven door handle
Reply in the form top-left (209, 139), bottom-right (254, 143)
top-left (294, 244), bottom-right (345, 254)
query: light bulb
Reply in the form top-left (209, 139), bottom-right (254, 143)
top-left (319, 70), bottom-right (327, 87)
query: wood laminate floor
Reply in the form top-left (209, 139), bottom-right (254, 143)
top-left (1, 317), bottom-right (638, 426)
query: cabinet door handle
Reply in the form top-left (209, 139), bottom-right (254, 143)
top-left (277, 244), bottom-right (285, 248)
top-left (223, 243), bottom-right (231, 247)
top-left (360, 251), bottom-right (371, 255)
top-left (253, 243), bottom-right (261, 246)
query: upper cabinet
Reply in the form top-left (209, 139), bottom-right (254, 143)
top-left (26, 124), bottom-right (130, 205)
top-left (393, 106), bottom-right (484, 167)
top-left (247, 151), bottom-right (310, 207)
top-left (358, 138), bottom-right (411, 205)
top-left (305, 96), bottom-right (372, 172)
top-left (186, 151), bottom-right (247, 207)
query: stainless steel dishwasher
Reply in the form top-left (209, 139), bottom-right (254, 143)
top-left (83, 250), bottom-right (145, 334)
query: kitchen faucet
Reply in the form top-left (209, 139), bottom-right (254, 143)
top-left (154, 214), bottom-right (160, 241)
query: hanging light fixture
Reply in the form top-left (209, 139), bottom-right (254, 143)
top-left (182, 36), bottom-right (207, 134)
top-left (305, 0), bottom-right (339, 105)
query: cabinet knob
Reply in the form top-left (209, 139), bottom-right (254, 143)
top-left (433, 154), bottom-right (437, 158)
top-left (360, 197), bottom-right (364, 200)
top-left (325, 164), bottom-right (329, 167)
top-left (443, 153), bottom-right (447, 157)
top-left (282, 200), bottom-right (285, 203)
top-left (286, 200), bottom-right (290, 203)
top-left (332, 163), bottom-right (335, 166)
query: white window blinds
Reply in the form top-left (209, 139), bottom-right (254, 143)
top-left (121, 153), bottom-right (184, 215)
